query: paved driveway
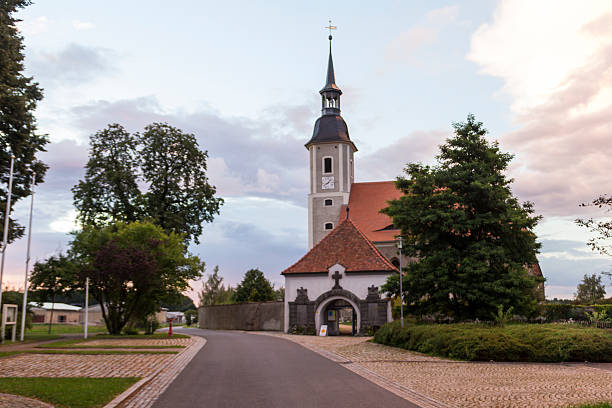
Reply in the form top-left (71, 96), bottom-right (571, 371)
top-left (153, 329), bottom-right (418, 408)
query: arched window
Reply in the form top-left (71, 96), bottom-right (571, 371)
top-left (323, 157), bottom-right (332, 174)
top-left (324, 222), bottom-right (334, 230)
top-left (324, 199), bottom-right (333, 206)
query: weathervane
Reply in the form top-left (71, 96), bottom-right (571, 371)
top-left (326, 19), bottom-right (337, 40)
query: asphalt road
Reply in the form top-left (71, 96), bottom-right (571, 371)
top-left (153, 328), bottom-right (419, 408)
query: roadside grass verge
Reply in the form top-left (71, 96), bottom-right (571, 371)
top-left (0, 377), bottom-right (139, 408)
top-left (373, 321), bottom-right (612, 362)
top-left (25, 349), bottom-right (179, 355)
top-left (572, 403), bottom-right (612, 408)
top-left (37, 338), bottom-right (185, 349)
top-left (27, 324), bottom-right (108, 335)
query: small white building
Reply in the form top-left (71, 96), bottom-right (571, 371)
top-left (29, 302), bottom-right (82, 324)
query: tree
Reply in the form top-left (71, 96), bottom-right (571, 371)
top-left (575, 274), bottom-right (606, 304)
top-left (0, 1), bottom-right (48, 243)
top-left (161, 293), bottom-right (195, 312)
top-left (382, 114), bottom-right (543, 320)
top-left (72, 122), bottom-right (223, 244)
top-left (29, 253), bottom-right (78, 333)
top-left (234, 269), bottom-right (275, 303)
top-left (71, 124), bottom-right (141, 227)
top-left (198, 266), bottom-right (236, 306)
top-left (69, 221), bottom-right (203, 334)
top-left (139, 123), bottom-right (222, 244)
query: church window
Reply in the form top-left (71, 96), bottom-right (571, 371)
top-left (324, 199), bottom-right (333, 206)
top-left (323, 157), bottom-right (332, 174)
top-left (324, 222), bottom-right (334, 230)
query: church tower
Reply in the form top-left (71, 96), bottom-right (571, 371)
top-left (306, 34), bottom-right (357, 248)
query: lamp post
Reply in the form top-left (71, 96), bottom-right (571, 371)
top-left (0, 153), bottom-right (16, 309)
top-left (20, 172), bottom-right (35, 341)
top-left (398, 235), bottom-right (404, 328)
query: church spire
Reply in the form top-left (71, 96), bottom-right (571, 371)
top-left (320, 25), bottom-right (342, 116)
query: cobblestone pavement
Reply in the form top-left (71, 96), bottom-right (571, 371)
top-left (0, 337), bottom-right (195, 378)
top-left (109, 335), bottom-right (207, 408)
top-left (256, 333), bottom-right (612, 408)
top-left (0, 393), bottom-right (53, 408)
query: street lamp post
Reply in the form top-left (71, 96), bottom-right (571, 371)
top-left (0, 153), bottom-right (16, 309)
top-left (84, 277), bottom-right (89, 339)
top-left (20, 172), bottom-right (35, 341)
top-left (398, 235), bottom-right (404, 328)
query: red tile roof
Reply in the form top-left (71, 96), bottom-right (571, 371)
top-left (339, 181), bottom-right (403, 243)
top-left (282, 218), bottom-right (398, 275)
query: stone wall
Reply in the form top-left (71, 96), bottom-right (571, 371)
top-left (198, 302), bottom-right (284, 331)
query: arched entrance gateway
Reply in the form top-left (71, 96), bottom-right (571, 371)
top-left (314, 290), bottom-right (362, 336)
top-left (282, 219), bottom-right (397, 335)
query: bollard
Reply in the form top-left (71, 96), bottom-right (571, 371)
top-left (168, 318), bottom-right (173, 337)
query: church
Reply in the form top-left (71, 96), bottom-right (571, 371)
top-left (281, 35), bottom-right (545, 336)
top-left (281, 35), bottom-right (404, 335)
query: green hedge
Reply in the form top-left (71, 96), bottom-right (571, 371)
top-left (373, 321), bottom-right (612, 362)
top-left (543, 304), bottom-right (612, 321)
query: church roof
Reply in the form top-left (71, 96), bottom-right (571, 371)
top-left (321, 42), bottom-right (341, 93)
top-left (305, 115), bottom-right (355, 149)
top-left (339, 181), bottom-right (403, 243)
top-left (282, 218), bottom-right (397, 275)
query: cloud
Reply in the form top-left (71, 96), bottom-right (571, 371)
top-left (66, 97), bottom-right (311, 205)
top-left (72, 20), bottom-right (95, 31)
top-left (29, 43), bottom-right (115, 83)
top-left (386, 6), bottom-right (459, 62)
top-left (16, 16), bottom-right (49, 36)
top-left (468, 0), bottom-right (612, 216)
top-left (358, 130), bottom-right (449, 181)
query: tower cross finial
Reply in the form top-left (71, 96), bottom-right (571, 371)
top-left (326, 19), bottom-right (337, 40)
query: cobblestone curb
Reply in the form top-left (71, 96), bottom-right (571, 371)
top-left (0, 393), bottom-right (54, 408)
top-left (104, 336), bottom-right (206, 408)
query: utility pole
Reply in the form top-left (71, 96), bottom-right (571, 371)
top-left (398, 235), bottom-right (404, 328)
top-left (20, 172), bottom-right (35, 341)
top-left (84, 277), bottom-right (89, 339)
top-left (0, 153), bottom-right (16, 309)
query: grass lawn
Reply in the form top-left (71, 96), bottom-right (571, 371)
top-left (0, 377), bottom-right (139, 408)
top-left (573, 404), bottom-right (612, 408)
top-left (27, 324), bottom-right (108, 335)
top-left (26, 349), bottom-right (179, 355)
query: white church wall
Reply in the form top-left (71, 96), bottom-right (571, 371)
top-left (283, 270), bottom-right (392, 332)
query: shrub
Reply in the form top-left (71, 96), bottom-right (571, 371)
top-left (373, 321), bottom-right (612, 362)
top-left (122, 327), bottom-right (139, 335)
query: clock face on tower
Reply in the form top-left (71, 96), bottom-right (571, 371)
top-left (321, 176), bottom-right (335, 190)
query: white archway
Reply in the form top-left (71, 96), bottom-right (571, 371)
top-left (315, 295), bottom-right (361, 335)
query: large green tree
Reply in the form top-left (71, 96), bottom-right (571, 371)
top-left (72, 123), bottom-right (223, 244)
top-left (383, 114), bottom-right (543, 320)
top-left (575, 274), bottom-right (606, 304)
top-left (69, 221), bottom-right (203, 334)
top-left (0, 1), bottom-right (48, 242)
top-left (234, 269), bottom-right (275, 303)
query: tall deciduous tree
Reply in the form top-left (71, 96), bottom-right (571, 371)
top-left (382, 114), bottom-right (543, 320)
top-left (199, 266), bottom-right (236, 306)
top-left (140, 123), bottom-right (221, 244)
top-left (71, 124), bottom-right (141, 227)
top-left (575, 274), bottom-right (606, 304)
top-left (72, 122), bottom-right (223, 244)
top-left (234, 269), bottom-right (275, 303)
top-left (0, 1), bottom-right (48, 242)
top-left (69, 221), bottom-right (203, 334)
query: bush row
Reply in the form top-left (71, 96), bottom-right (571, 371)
top-left (543, 304), bottom-right (612, 321)
top-left (373, 321), bottom-right (612, 362)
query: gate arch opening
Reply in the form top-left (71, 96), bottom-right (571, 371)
top-left (315, 295), bottom-right (361, 335)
